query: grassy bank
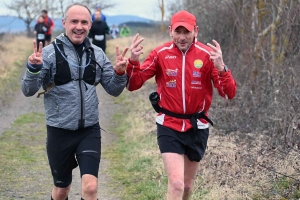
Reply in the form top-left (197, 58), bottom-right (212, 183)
top-left (0, 35), bottom-right (33, 106)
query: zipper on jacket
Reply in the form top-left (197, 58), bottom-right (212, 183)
top-left (182, 53), bottom-right (186, 114)
top-left (181, 53), bottom-right (186, 132)
top-left (76, 50), bottom-right (85, 129)
top-left (180, 44), bottom-right (192, 132)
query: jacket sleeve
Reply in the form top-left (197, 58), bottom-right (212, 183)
top-left (21, 58), bottom-right (50, 97)
top-left (96, 50), bottom-right (128, 97)
top-left (21, 46), bottom-right (54, 97)
top-left (50, 18), bottom-right (55, 29)
top-left (126, 50), bottom-right (158, 91)
top-left (211, 64), bottom-right (236, 100)
top-left (105, 22), bottom-right (110, 34)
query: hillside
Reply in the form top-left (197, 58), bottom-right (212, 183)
top-left (0, 15), bottom-right (155, 33)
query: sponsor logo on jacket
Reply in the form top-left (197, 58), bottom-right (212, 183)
top-left (192, 71), bottom-right (201, 77)
top-left (191, 86), bottom-right (202, 90)
top-left (166, 69), bottom-right (178, 76)
top-left (194, 59), bottom-right (203, 68)
top-left (191, 80), bottom-right (201, 85)
top-left (166, 80), bottom-right (176, 88)
top-left (165, 55), bottom-right (177, 59)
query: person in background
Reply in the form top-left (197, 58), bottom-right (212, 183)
top-left (92, 4), bottom-right (106, 22)
top-left (34, 15), bottom-right (48, 49)
top-left (126, 10), bottom-right (236, 200)
top-left (110, 24), bottom-right (119, 39)
top-left (88, 10), bottom-right (110, 52)
top-left (41, 9), bottom-right (55, 46)
top-left (22, 3), bottom-right (128, 200)
top-left (120, 24), bottom-right (131, 37)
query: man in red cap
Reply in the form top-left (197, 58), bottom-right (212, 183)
top-left (126, 10), bottom-right (236, 200)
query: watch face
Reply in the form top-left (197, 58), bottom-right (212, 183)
top-left (224, 65), bottom-right (228, 72)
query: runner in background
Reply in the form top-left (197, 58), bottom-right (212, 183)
top-left (120, 24), bottom-right (131, 37)
top-left (33, 15), bottom-right (48, 50)
top-left (92, 4), bottom-right (106, 22)
top-left (88, 10), bottom-right (110, 52)
top-left (41, 10), bottom-right (55, 46)
top-left (110, 24), bottom-right (119, 39)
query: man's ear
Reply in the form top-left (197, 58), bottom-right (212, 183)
top-left (194, 26), bottom-right (199, 38)
top-left (168, 26), bottom-right (172, 37)
top-left (62, 19), bottom-right (66, 28)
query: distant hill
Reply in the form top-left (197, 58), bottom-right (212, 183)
top-left (0, 15), bottom-right (155, 33)
top-left (107, 15), bottom-right (154, 26)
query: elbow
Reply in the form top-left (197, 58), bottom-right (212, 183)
top-left (227, 89), bottom-right (237, 100)
top-left (126, 82), bottom-right (142, 92)
top-left (109, 87), bottom-right (125, 97)
top-left (22, 89), bottom-right (35, 97)
top-left (225, 81), bottom-right (237, 100)
top-left (111, 92), bottom-right (122, 97)
top-left (126, 86), bottom-right (134, 92)
top-left (21, 86), bottom-right (36, 97)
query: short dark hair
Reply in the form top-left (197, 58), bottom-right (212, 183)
top-left (42, 10), bottom-right (48, 14)
top-left (64, 3), bottom-right (91, 21)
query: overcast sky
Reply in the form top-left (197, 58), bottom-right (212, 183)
top-left (0, 0), bottom-right (171, 21)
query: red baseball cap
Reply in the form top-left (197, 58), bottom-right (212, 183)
top-left (171, 10), bottom-right (196, 32)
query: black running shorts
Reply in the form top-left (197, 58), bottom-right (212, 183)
top-left (46, 123), bottom-right (101, 188)
top-left (45, 34), bottom-right (52, 42)
top-left (157, 123), bottom-right (209, 162)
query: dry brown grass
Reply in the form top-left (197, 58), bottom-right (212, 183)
top-left (0, 35), bottom-right (32, 78)
top-left (202, 130), bottom-right (300, 199)
top-left (0, 34), bottom-right (33, 106)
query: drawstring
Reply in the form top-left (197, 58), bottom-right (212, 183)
top-left (54, 39), bottom-right (91, 68)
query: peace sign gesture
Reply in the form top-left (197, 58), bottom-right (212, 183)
top-left (130, 33), bottom-right (144, 62)
top-left (114, 45), bottom-right (129, 74)
top-left (28, 41), bottom-right (43, 65)
top-left (207, 39), bottom-right (225, 71)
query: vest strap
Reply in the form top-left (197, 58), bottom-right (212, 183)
top-left (37, 83), bottom-right (55, 98)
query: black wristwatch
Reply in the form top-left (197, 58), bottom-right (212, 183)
top-left (219, 65), bottom-right (228, 75)
top-left (223, 65), bottom-right (228, 72)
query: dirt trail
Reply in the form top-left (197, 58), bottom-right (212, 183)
top-left (0, 76), bottom-right (121, 199)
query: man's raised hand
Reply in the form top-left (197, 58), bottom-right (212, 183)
top-left (114, 45), bottom-right (129, 74)
top-left (207, 39), bottom-right (225, 71)
top-left (28, 41), bottom-right (43, 65)
top-left (130, 33), bottom-right (144, 62)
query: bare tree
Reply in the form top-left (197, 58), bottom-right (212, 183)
top-left (78, 0), bottom-right (117, 10)
top-left (6, 0), bottom-right (41, 37)
top-left (158, 0), bottom-right (166, 33)
top-left (5, 0), bottom-right (118, 37)
top-left (168, 0), bottom-right (300, 143)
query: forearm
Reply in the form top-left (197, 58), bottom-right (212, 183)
top-left (101, 71), bottom-right (128, 97)
top-left (126, 59), bottom-right (150, 91)
top-left (21, 70), bottom-right (42, 97)
top-left (216, 71), bottom-right (236, 99)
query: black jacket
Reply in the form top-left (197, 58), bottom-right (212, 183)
top-left (34, 23), bottom-right (48, 35)
top-left (88, 20), bottom-right (110, 48)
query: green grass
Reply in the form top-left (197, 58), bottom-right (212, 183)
top-left (103, 89), bottom-right (169, 200)
top-left (103, 86), bottom-right (216, 200)
top-left (0, 112), bottom-right (52, 199)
